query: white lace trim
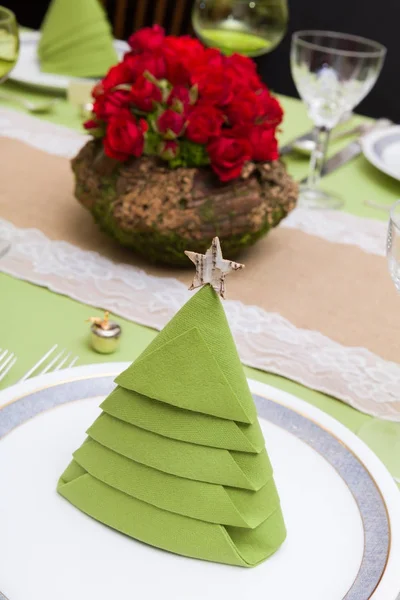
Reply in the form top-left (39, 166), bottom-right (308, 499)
top-left (282, 208), bottom-right (387, 257)
top-left (0, 107), bottom-right (89, 158)
top-left (0, 107), bottom-right (397, 420)
top-left (0, 217), bottom-right (399, 422)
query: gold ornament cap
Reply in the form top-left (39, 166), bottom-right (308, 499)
top-left (87, 311), bottom-right (122, 354)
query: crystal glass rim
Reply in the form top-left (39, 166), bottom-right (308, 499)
top-left (292, 30), bottom-right (386, 59)
top-left (389, 199), bottom-right (400, 231)
top-left (0, 6), bottom-right (16, 25)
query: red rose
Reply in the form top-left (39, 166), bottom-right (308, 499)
top-left (101, 62), bottom-right (133, 91)
top-left (250, 125), bottom-right (279, 162)
top-left (257, 93), bottom-right (283, 127)
top-left (191, 48), bottom-right (225, 78)
top-left (91, 82), bottom-right (103, 99)
top-left (83, 118), bottom-right (100, 130)
top-left (226, 90), bottom-right (260, 126)
top-left (164, 35), bottom-right (205, 60)
top-left (104, 111), bottom-right (146, 161)
top-left (159, 140), bottom-right (180, 160)
top-left (167, 86), bottom-right (191, 112)
top-left (186, 105), bottom-right (224, 144)
top-left (130, 75), bottom-right (162, 112)
top-left (163, 36), bottom-right (206, 85)
top-left (225, 53), bottom-right (259, 89)
top-left (124, 51), bottom-right (166, 80)
top-left (226, 53), bottom-right (257, 79)
top-left (157, 109), bottom-right (186, 138)
top-left (93, 90), bottom-right (130, 120)
top-left (208, 133), bottom-right (252, 182)
top-left (128, 25), bottom-right (165, 54)
top-left (194, 67), bottom-right (233, 107)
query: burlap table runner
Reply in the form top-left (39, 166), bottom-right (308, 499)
top-left (1, 137), bottom-right (398, 365)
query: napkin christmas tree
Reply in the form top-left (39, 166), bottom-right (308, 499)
top-left (58, 284), bottom-right (286, 567)
top-left (38, 0), bottom-right (118, 77)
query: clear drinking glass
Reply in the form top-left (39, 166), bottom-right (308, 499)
top-left (291, 30), bottom-right (386, 210)
top-left (387, 200), bottom-right (400, 292)
top-left (192, 0), bottom-right (288, 57)
top-left (0, 6), bottom-right (19, 83)
top-left (0, 7), bottom-right (18, 257)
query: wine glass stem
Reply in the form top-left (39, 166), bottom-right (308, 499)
top-left (307, 126), bottom-right (331, 189)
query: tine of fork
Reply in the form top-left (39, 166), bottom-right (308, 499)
top-left (39, 349), bottom-right (66, 376)
top-left (68, 356), bottom-right (79, 368)
top-left (0, 352), bottom-right (14, 375)
top-left (0, 356), bottom-right (17, 382)
top-left (0, 349), bottom-right (8, 363)
top-left (54, 352), bottom-right (71, 371)
top-left (18, 344), bottom-right (58, 383)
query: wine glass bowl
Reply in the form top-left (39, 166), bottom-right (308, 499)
top-left (292, 31), bottom-right (386, 129)
top-left (291, 30), bottom-right (386, 210)
top-left (387, 200), bottom-right (400, 292)
top-left (0, 6), bottom-right (19, 83)
top-left (0, 7), bottom-right (18, 254)
top-left (192, 0), bottom-right (288, 57)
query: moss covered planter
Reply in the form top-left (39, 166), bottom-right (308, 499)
top-left (72, 140), bottom-right (298, 266)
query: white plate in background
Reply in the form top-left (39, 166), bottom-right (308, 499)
top-left (362, 125), bottom-right (400, 182)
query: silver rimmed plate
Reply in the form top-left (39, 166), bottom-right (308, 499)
top-left (10, 31), bottom-right (129, 92)
top-left (0, 364), bottom-right (399, 600)
top-left (362, 125), bottom-right (400, 182)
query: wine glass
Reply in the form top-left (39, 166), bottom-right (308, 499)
top-left (0, 6), bottom-right (19, 83)
top-left (387, 199), bottom-right (400, 292)
top-left (0, 7), bottom-right (18, 254)
top-left (192, 0), bottom-right (288, 57)
top-left (291, 30), bottom-right (386, 210)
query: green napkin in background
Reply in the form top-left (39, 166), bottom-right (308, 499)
top-left (38, 0), bottom-right (118, 77)
top-left (58, 285), bottom-right (286, 567)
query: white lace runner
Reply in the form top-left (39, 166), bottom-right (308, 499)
top-left (283, 208), bottom-right (387, 256)
top-left (0, 108), bottom-right (90, 157)
top-left (0, 217), bottom-right (399, 421)
top-left (0, 107), bottom-right (398, 421)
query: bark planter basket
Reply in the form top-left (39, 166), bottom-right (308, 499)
top-left (73, 140), bottom-right (298, 267)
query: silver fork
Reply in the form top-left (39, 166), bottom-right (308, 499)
top-left (0, 345), bottom-right (79, 385)
top-left (0, 348), bottom-right (17, 383)
top-left (18, 344), bottom-right (79, 383)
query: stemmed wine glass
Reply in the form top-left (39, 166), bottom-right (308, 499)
top-left (387, 200), bottom-right (400, 292)
top-left (0, 6), bottom-right (18, 82)
top-left (192, 0), bottom-right (288, 57)
top-left (0, 6), bottom-right (19, 257)
top-left (291, 30), bottom-right (386, 210)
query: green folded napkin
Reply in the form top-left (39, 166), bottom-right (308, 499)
top-left (101, 387), bottom-right (265, 452)
top-left (58, 285), bottom-right (286, 567)
top-left (38, 0), bottom-right (118, 77)
top-left (72, 440), bottom-right (280, 527)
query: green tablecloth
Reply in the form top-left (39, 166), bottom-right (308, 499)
top-left (0, 79), bottom-right (399, 484)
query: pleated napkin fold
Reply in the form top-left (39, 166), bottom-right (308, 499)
top-left (58, 285), bottom-right (287, 567)
top-left (38, 0), bottom-right (118, 77)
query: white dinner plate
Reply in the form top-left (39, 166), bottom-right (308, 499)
top-left (362, 125), bottom-right (400, 182)
top-left (10, 31), bottom-right (129, 92)
top-left (0, 363), bottom-right (399, 600)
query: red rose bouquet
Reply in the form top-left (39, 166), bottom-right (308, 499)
top-left (85, 25), bottom-right (283, 183)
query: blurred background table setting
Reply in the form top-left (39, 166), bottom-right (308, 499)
top-left (0, 1), bottom-right (400, 598)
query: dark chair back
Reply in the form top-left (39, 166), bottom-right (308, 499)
top-left (101, 0), bottom-right (191, 39)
